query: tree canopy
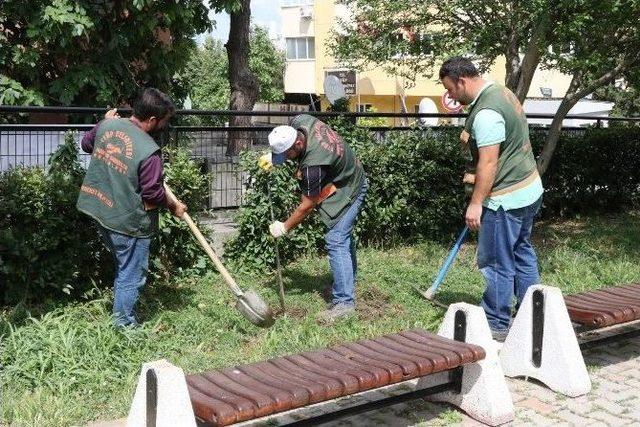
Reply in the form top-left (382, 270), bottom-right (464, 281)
top-left (179, 26), bottom-right (285, 123)
top-left (0, 0), bottom-right (240, 106)
top-left (331, 0), bottom-right (640, 172)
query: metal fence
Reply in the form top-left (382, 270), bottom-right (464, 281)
top-left (1, 106), bottom-right (637, 209)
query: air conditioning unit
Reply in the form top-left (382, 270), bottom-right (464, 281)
top-left (300, 6), bottom-right (313, 19)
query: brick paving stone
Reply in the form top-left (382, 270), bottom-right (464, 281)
top-left (623, 378), bottom-right (640, 388)
top-left (589, 410), bottom-right (631, 425)
top-left (564, 399), bottom-right (593, 414)
top-left (596, 382), bottom-right (632, 395)
top-left (555, 409), bottom-right (593, 425)
top-left (518, 397), bottom-right (556, 415)
top-left (524, 385), bottom-right (558, 403)
top-left (528, 413), bottom-right (560, 426)
top-left (593, 398), bottom-right (629, 415)
top-left (611, 389), bottom-right (638, 403)
top-left (624, 410), bottom-right (640, 421)
top-left (598, 371), bottom-right (630, 383)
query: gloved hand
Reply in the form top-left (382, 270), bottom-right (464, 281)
top-left (269, 221), bottom-right (287, 238)
top-left (258, 153), bottom-right (273, 171)
top-left (105, 108), bottom-right (120, 119)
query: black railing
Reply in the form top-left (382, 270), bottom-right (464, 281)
top-left (2, 106), bottom-right (638, 209)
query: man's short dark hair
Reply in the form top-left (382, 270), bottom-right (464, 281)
top-left (133, 87), bottom-right (175, 121)
top-left (439, 56), bottom-right (479, 81)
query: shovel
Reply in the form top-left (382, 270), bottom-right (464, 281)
top-left (164, 184), bottom-right (275, 328)
top-left (266, 183), bottom-right (286, 311)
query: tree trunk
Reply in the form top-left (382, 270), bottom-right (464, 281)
top-left (504, 12), bottom-right (521, 93)
top-left (537, 56), bottom-right (634, 175)
top-left (536, 81), bottom-right (579, 175)
top-left (225, 0), bottom-right (259, 156)
top-left (512, 13), bottom-right (549, 102)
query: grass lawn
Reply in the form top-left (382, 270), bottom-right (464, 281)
top-left (2, 212), bottom-right (640, 426)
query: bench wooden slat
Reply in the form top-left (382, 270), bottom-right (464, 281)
top-left (329, 347), bottom-right (405, 383)
top-left (339, 341), bottom-right (421, 377)
top-left (238, 363), bottom-right (315, 405)
top-left (565, 283), bottom-right (640, 328)
top-left (188, 384), bottom-right (239, 426)
top-left (316, 349), bottom-right (391, 385)
top-left (569, 294), bottom-right (637, 321)
top-left (202, 372), bottom-right (276, 417)
top-left (187, 329), bottom-right (485, 426)
top-left (187, 374), bottom-right (257, 424)
top-left (399, 330), bottom-right (476, 365)
top-left (269, 358), bottom-right (344, 399)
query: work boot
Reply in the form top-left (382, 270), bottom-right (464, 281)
top-left (317, 303), bottom-right (355, 324)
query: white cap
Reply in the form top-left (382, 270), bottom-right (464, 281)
top-left (268, 125), bottom-right (297, 165)
top-left (268, 125), bottom-right (297, 154)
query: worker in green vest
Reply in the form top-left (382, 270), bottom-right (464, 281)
top-left (263, 114), bottom-right (367, 323)
top-left (439, 57), bottom-right (544, 342)
top-left (77, 88), bottom-right (186, 327)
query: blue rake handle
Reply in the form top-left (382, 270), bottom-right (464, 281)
top-left (423, 225), bottom-right (470, 300)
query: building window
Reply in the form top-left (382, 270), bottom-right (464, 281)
top-left (285, 37), bottom-right (315, 60)
top-left (358, 103), bottom-right (373, 113)
top-left (281, 0), bottom-right (314, 6)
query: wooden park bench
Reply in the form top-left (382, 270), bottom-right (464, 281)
top-left (126, 304), bottom-right (515, 426)
top-left (500, 283), bottom-right (640, 397)
top-left (564, 282), bottom-right (640, 345)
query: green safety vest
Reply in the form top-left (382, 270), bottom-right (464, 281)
top-left (292, 114), bottom-right (365, 227)
top-left (77, 118), bottom-right (161, 237)
top-left (463, 84), bottom-right (538, 196)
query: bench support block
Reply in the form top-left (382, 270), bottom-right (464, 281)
top-left (426, 303), bottom-right (515, 426)
top-left (127, 359), bottom-right (196, 427)
top-left (500, 285), bottom-right (591, 397)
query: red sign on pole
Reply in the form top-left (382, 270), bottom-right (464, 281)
top-left (441, 91), bottom-right (462, 112)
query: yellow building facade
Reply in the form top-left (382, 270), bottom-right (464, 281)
top-left (281, 0), bottom-right (573, 123)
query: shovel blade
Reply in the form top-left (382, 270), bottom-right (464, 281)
top-left (235, 290), bottom-right (275, 328)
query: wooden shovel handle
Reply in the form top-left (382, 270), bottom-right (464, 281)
top-left (163, 184), bottom-right (243, 296)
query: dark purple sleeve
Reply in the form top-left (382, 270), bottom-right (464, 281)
top-left (81, 122), bottom-right (101, 153)
top-left (139, 152), bottom-right (171, 208)
top-left (299, 166), bottom-right (327, 197)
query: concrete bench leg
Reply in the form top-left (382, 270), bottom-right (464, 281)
top-left (426, 303), bottom-right (515, 426)
top-left (500, 284), bottom-right (591, 397)
top-left (126, 359), bottom-right (196, 427)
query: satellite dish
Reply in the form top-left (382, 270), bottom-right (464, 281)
top-left (323, 75), bottom-right (347, 105)
top-left (418, 97), bottom-right (438, 126)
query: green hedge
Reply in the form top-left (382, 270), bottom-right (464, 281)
top-left (0, 133), bottom-right (211, 304)
top-left (225, 123), bottom-right (640, 271)
top-left (532, 126), bottom-right (640, 216)
top-left (0, 133), bottom-right (108, 303)
top-left (3, 124), bottom-right (639, 296)
top-left (224, 122), bottom-right (468, 271)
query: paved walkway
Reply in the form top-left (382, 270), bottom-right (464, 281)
top-left (89, 335), bottom-right (640, 427)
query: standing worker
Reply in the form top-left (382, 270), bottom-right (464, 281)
top-left (439, 57), bottom-right (544, 342)
top-left (263, 114), bottom-right (367, 322)
top-left (77, 88), bottom-right (187, 327)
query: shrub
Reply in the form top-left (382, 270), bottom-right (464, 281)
top-left (0, 133), bottom-right (110, 304)
top-left (0, 133), bottom-right (212, 303)
top-left (533, 126), bottom-right (640, 216)
top-left (335, 121), bottom-right (467, 243)
top-left (223, 151), bottom-right (325, 271)
top-left (152, 147), bottom-right (212, 274)
top-left (224, 122), bottom-right (467, 271)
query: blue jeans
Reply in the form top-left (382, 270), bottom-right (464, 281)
top-left (477, 197), bottom-right (542, 332)
top-left (99, 226), bottom-right (150, 327)
top-left (325, 180), bottom-right (368, 307)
